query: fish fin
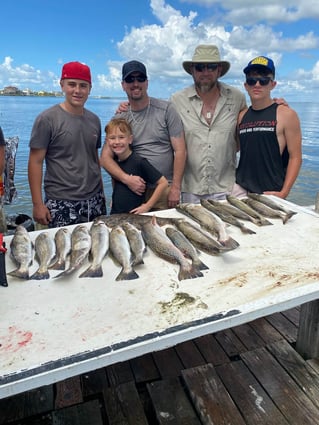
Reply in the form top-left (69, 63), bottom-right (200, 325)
top-left (8, 268), bottom-right (29, 280)
top-left (193, 258), bottom-right (209, 271)
top-left (132, 257), bottom-right (144, 267)
top-left (240, 225), bottom-right (256, 235)
top-left (49, 260), bottom-right (66, 270)
top-left (30, 270), bottom-right (50, 280)
top-left (283, 212), bottom-right (295, 224)
top-left (219, 236), bottom-right (240, 250)
top-left (178, 264), bottom-right (203, 281)
top-left (79, 265), bottom-right (103, 278)
top-left (259, 218), bottom-right (273, 226)
top-left (115, 268), bottom-right (139, 281)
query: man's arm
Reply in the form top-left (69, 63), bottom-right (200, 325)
top-left (28, 148), bottom-right (51, 224)
top-left (265, 107), bottom-right (302, 199)
top-left (100, 143), bottom-right (146, 195)
top-left (167, 131), bottom-right (187, 207)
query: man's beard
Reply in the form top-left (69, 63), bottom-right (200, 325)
top-left (195, 80), bottom-right (217, 94)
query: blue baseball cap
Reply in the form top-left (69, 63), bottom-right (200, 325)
top-left (243, 56), bottom-right (275, 77)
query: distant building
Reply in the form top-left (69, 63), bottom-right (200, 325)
top-left (3, 86), bottom-right (20, 95)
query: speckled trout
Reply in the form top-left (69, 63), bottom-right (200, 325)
top-left (141, 216), bottom-right (203, 281)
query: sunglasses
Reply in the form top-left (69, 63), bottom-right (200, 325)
top-left (246, 77), bottom-right (273, 86)
top-left (193, 63), bottom-right (219, 72)
top-left (124, 75), bottom-right (147, 83)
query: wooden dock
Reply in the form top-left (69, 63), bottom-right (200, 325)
top-left (2, 306), bottom-right (319, 424)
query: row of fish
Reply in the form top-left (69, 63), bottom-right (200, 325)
top-left (7, 193), bottom-right (297, 282)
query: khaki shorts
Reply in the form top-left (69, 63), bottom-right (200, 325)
top-left (145, 185), bottom-right (171, 211)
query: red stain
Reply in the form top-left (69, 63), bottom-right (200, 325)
top-left (0, 326), bottom-right (33, 352)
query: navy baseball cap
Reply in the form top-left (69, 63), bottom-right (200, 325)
top-left (243, 56), bottom-right (275, 77)
top-left (122, 60), bottom-right (147, 80)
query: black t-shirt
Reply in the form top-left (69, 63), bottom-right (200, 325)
top-left (111, 151), bottom-right (162, 214)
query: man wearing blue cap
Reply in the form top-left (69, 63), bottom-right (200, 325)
top-left (235, 56), bottom-right (302, 199)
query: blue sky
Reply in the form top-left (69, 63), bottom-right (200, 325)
top-left (1, 0), bottom-right (319, 101)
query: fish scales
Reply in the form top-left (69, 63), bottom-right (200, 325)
top-left (172, 219), bottom-right (224, 256)
top-left (244, 198), bottom-right (291, 224)
top-left (142, 217), bottom-right (203, 281)
top-left (203, 199), bottom-right (256, 234)
top-left (49, 228), bottom-right (71, 270)
top-left (80, 220), bottom-right (109, 278)
top-left (226, 195), bottom-right (273, 226)
top-left (8, 225), bottom-right (33, 279)
top-left (122, 222), bottom-right (146, 267)
top-left (30, 232), bottom-right (56, 280)
top-left (109, 226), bottom-right (139, 281)
top-left (247, 193), bottom-right (297, 221)
top-left (177, 203), bottom-right (239, 250)
top-left (54, 225), bottom-right (91, 278)
top-left (165, 226), bottom-right (209, 271)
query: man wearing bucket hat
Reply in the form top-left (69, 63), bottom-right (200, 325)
top-left (235, 56), bottom-right (302, 198)
top-left (170, 44), bottom-right (247, 203)
top-left (28, 61), bottom-right (106, 228)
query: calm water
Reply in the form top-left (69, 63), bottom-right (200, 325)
top-left (0, 96), bottom-right (318, 218)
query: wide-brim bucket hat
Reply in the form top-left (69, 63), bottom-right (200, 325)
top-left (183, 45), bottom-right (230, 77)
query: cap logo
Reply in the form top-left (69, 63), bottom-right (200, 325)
top-left (250, 57), bottom-right (269, 67)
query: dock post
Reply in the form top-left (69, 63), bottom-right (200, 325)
top-left (296, 300), bottom-right (319, 359)
top-left (315, 192), bottom-right (319, 213)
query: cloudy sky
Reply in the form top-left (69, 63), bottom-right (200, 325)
top-left (1, 0), bottom-right (319, 101)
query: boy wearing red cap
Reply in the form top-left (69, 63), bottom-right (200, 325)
top-left (28, 61), bottom-right (106, 228)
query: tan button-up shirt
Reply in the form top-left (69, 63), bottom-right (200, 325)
top-left (171, 82), bottom-right (246, 195)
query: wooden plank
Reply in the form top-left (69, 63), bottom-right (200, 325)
top-left (249, 317), bottom-right (284, 344)
top-left (103, 381), bottom-right (148, 425)
top-left (52, 399), bottom-right (103, 425)
top-left (106, 361), bottom-right (134, 387)
top-left (296, 300), bottom-right (319, 358)
top-left (130, 353), bottom-right (160, 383)
top-left (81, 368), bottom-right (109, 398)
top-left (103, 387), bottom-right (130, 425)
top-left (194, 334), bottom-right (230, 365)
top-left (175, 340), bottom-right (205, 368)
top-left (182, 364), bottom-right (246, 425)
top-left (152, 347), bottom-right (184, 378)
top-left (55, 376), bottom-right (83, 409)
top-left (307, 358), bottom-right (319, 374)
top-left (232, 323), bottom-right (266, 350)
top-left (281, 307), bottom-right (300, 326)
top-left (216, 360), bottom-right (289, 424)
top-left (147, 377), bottom-right (201, 424)
top-left (265, 312), bottom-right (298, 342)
top-left (241, 347), bottom-right (319, 424)
top-left (0, 385), bottom-right (53, 424)
top-left (214, 328), bottom-right (246, 358)
top-left (267, 339), bottom-right (319, 410)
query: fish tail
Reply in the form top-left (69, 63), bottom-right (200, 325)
top-left (79, 265), bottom-right (103, 278)
top-left (240, 225), bottom-right (256, 235)
top-left (259, 218), bottom-right (273, 226)
top-left (178, 264), bottom-right (203, 281)
top-left (132, 256), bottom-right (144, 267)
top-left (219, 237), bottom-right (240, 250)
top-left (8, 268), bottom-right (29, 280)
top-left (115, 268), bottom-right (139, 281)
top-left (30, 270), bottom-right (50, 280)
top-left (283, 212), bottom-right (295, 224)
top-left (192, 258), bottom-right (209, 271)
top-left (49, 260), bottom-right (66, 270)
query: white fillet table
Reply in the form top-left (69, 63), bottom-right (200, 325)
top-left (0, 199), bottom-right (318, 398)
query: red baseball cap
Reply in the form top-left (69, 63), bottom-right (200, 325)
top-left (60, 61), bottom-right (92, 84)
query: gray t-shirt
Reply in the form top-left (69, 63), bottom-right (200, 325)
top-left (29, 104), bottom-right (103, 201)
top-left (117, 97), bottom-right (184, 183)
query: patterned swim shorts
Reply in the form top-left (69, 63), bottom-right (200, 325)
top-left (46, 190), bottom-right (106, 228)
